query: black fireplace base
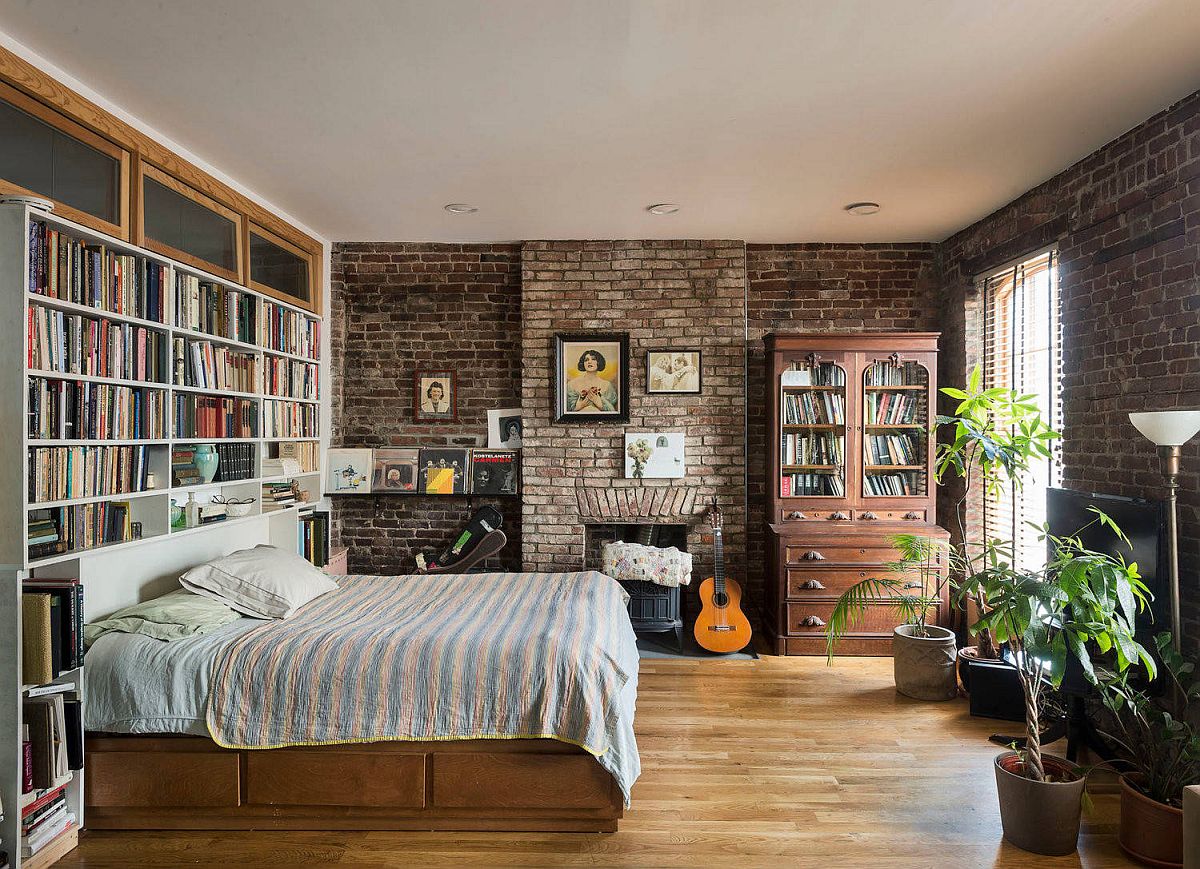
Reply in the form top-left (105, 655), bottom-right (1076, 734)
top-left (620, 579), bottom-right (683, 651)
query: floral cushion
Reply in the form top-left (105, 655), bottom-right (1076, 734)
top-left (601, 541), bottom-right (693, 587)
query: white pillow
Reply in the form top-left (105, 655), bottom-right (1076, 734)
top-left (179, 545), bottom-right (337, 619)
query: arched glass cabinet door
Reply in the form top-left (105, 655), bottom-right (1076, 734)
top-left (861, 355), bottom-right (929, 499)
top-left (779, 353), bottom-right (848, 499)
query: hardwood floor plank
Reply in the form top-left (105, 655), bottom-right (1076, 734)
top-left (57, 656), bottom-right (1133, 867)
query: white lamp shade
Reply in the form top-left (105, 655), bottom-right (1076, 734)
top-left (1129, 410), bottom-right (1200, 447)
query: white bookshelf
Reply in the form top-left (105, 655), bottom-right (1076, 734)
top-left (0, 201), bottom-right (326, 868)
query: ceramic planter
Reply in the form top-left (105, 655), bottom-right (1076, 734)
top-left (994, 751), bottom-right (1085, 856)
top-left (1119, 775), bottom-right (1183, 868)
top-left (957, 645), bottom-right (979, 693)
top-left (892, 624), bottom-right (957, 701)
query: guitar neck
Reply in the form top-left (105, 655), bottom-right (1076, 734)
top-left (713, 527), bottom-right (725, 594)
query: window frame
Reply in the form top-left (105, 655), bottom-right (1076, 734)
top-left (247, 220), bottom-right (320, 315)
top-left (0, 80), bottom-right (130, 240)
top-left (137, 159), bottom-right (245, 283)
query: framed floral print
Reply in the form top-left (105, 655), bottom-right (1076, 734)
top-left (552, 333), bottom-right (630, 423)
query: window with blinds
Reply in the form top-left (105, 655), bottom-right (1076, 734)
top-left (980, 249), bottom-right (1062, 570)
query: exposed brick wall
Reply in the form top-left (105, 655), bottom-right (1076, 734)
top-left (937, 90), bottom-right (1200, 650)
top-left (520, 240), bottom-right (747, 615)
top-left (745, 244), bottom-right (941, 610)
top-left (329, 242), bottom-right (523, 573)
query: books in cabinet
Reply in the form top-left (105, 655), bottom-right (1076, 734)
top-left (28, 444), bottom-right (151, 502)
top-left (28, 377), bottom-right (167, 440)
top-left (28, 304), bottom-right (167, 382)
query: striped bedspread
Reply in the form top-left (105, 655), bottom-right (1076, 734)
top-left (206, 571), bottom-right (641, 802)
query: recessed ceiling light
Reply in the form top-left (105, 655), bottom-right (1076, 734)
top-left (844, 202), bottom-right (881, 216)
top-left (444, 203), bottom-right (478, 214)
top-left (646, 203), bottom-right (680, 215)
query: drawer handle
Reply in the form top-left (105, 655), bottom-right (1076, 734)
top-left (860, 511), bottom-right (878, 520)
top-left (786, 511), bottom-right (808, 520)
top-left (799, 579), bottom-right (826, 590)
top-left (827, 511), bottom-right (849, 521)
top-left (903, 511), bottom-right (921, 520)
top-left (800, 615), bottom-right (826, 628)
top-left (801, 550), bottom-right (826, 561)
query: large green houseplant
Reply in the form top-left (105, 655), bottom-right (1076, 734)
top-left (1100, 632), bottom-right (1200, 865)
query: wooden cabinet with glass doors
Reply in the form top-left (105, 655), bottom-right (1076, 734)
top-left (763, 333), bottom-right (951, 655)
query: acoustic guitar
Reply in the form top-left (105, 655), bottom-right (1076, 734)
top-left (693, 502), bottom-right (753, 653)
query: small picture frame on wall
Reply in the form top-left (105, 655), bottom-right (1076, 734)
top-left (326, 448), bottom-right (373, 494)
top-left (487, 408), bottom-right (523, 449)
top-left (414, 369), bottom-right (456, 422)
top-left (553, 333), bottom-right (630, 423)
top-left (646, 349), bottom-right (702, 394)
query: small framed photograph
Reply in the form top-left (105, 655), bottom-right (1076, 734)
top-left (326, 448), bottom-right (373, 494)
top-left (646, 349), bottom-right (702, 394)
top-left (414, 370), bottom-right (456, 422)
top-left (372, 448), bottom-right (421, 491)
top-left (553, 333), bottom-right (630, 423)
top-left (487, 408), bottom-right (523, 449)
top-left (624, 432), bottom-right (686, 479)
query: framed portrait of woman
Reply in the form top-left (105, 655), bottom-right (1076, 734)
top-left (413, 369), bottom-right (456, 422)
top-left (553, 333), bottom-right (630, 423)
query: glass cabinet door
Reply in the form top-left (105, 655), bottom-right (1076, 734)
top-left (861, 357), bottom-right (929, 499)
top-left (779, 355), bottom-right (848, 499)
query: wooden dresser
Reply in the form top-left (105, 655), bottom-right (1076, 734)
top-left (763, 333), bottom-right (950, 655)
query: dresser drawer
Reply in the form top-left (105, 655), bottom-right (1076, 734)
top-left (786, 601), bottom-right (903, 636)
top-left (778, 508), bottom-right (853, 523)
top-left (855, 509), bottom-right (927, 523)
top-left (784, 544), bottom-right (899, 565)
top-left (786, 567), bottom-right (914, 597)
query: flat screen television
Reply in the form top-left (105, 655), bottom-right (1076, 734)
top-left (1046, 487), bottom-right (1168, 637)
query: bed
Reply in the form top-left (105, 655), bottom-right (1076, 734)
top-left (83, 570), bottom-right (639, 832)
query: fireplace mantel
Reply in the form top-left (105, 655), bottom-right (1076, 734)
top-left (575, 483), bottom-right (700, 522)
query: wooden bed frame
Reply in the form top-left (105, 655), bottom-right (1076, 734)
top-left (85, 734), bottom-right (624, 832)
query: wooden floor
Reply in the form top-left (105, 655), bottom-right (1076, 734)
top-left (59, 655), bottom-right (1134, 868)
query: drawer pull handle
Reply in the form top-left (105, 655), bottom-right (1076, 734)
top-left (801, 550), bottom-right (826, 561)
top-left (860, 511), bottom-right (878, 520)
top-left (800, 615), bottom-right (826, 628)
top-left (903, 511), bottom-right (921, 520)
top-left (827, 511), bottom-right (849, 521)
top-left (800, 579), bottom-right (826, 590)
top-left (786, 511), bottom-right (808, 520)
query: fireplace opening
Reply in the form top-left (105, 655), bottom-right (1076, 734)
top-left (586, 523), bottom-right (689, 650)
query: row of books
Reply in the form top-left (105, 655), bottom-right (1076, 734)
top-left (780, 432), bottom-right (844, 467)
top-left (782, 391), bottom-right (845, 425)
top-left (865, 473), bottom-right (921, 496)
top-left (27, 501), bottom-right (134, 560)
top-left (176, 274), bottom-right (257, 343)
top-left (28, 378), bottom-right (168, 440)
top-left (261, 299), bottom-right (320, 360)
top-left (344, 448), bottom-right (519, 495)
top-left (781, 361), bottom-right (845, 386)
top-left (174, 337), bottom-right (260, 393)
top-left (28, 445), bottom-right (151, 503)
top-left (264, 356), bottom-right (319, 400)
top-left (864, 390), bottom-right (922, 425)
top-left (864, 360), bottom-right (924, 386)
top-left (29, 304), bottom-right (168, 383)
top-left (29, 221), bottom-right (169, 322)
top-left (262, 481), bottom-right (297, 511)
top-left (263, 400), bottom-right (318, 438)
top-left (865, 434), bottom-right (920, 466)
top-left (780, 472), bottom-right (845, 497)
top-left (299, 511), bottom-right (330, 567)
top-left (174, 395), bottom-right (257, 439)
top-left (272, 440), bottom-right (318, 472)
top-left (21, 578), bottom-right (84, 683)
top-left (19, 779), bottom-right (77, 861)
top-left (171, 443), bottom-right (258, 486)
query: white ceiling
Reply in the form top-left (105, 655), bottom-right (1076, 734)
top-left (3, 0), bottom-right (1199, 243)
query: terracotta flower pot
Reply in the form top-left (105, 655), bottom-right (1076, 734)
top-left (892, 625), bottom-right (957, 701)
top-left (994, 751), bottom-right (1086, 856)
top-left (1119, 775), bottom-right (1183, 868)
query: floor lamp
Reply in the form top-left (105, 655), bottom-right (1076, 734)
top-left (1129, 410), bottom-right (1200, 653)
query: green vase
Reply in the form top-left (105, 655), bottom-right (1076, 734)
top-left (194, 444), bottom-right (219, 483)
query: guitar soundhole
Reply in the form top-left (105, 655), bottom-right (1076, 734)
top-left (712, 591), bottom-right (729, 608)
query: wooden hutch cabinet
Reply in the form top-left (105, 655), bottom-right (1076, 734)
top-left (763, 333), bottom-right (951, 655)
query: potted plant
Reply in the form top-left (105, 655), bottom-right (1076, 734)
top-left (961, 513), bottom-right (1156, 855)
top-left (1100, 632), bottom-right (1200, 867)
top-left (826, 533), bottom-right (957, 701)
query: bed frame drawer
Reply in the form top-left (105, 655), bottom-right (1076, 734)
top-left (433, 753), bottom-right (615, 809)
top-left (247, 749), bottom-right (426, 807)
top-left (87, 750), bottom-right (240, 807)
